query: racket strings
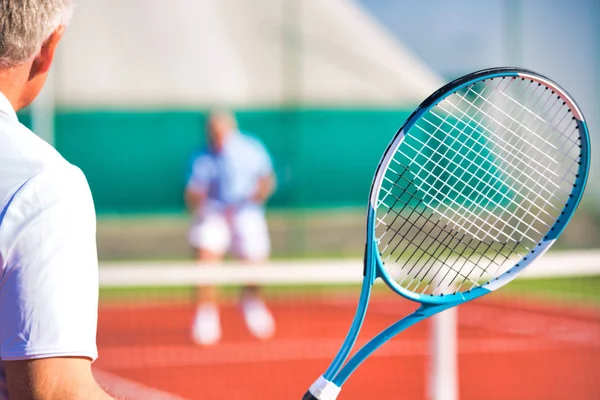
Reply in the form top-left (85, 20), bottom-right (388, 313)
top-left (432, 83), bottom-right (563, 208)
top-left (381, 207), bottom-right (485, 292)
top-left (376, 167), bottom-right (419, 230)
top-left (469, 80), bottom-right (581, 171)
top-left (485, 78), bottom-right (581, 166)
top-left (463, 82), bottom-right (563, 172)
top-left (384, 204), bottom-right (489, 272)
top-left (436, 81), bottom-right (577, 223)
top-left (441, 87), bottom-right (566, 234)
top-left (477, 83), bottom-right (561, 154)
top-left (405, 220), bottom-right (515, 293)
top-left (440, 87), bottom-right (564, 195)
top-left (376, 170), bottom-right (426, 249)
top-left (377, 169), bottom-right (489, 269)
top-left (398, 135), bottom-right (547, 245)
top-left (378, 167), bottom-right (509, 269)
top-left (383, 199), bottom-right (521, 294)
top-left (469, 78), bottom-right (577, 172)
top-left (398, 135), bottom-right (547, 243)
top-left (396, 106), bottom-right (557, 240)
top-left (451, 236), bottom-right (524, 294)
top-left (375, 77), bottom-right (582, 295)
top-left (421, 110), bottom-right (561, 207)
top-left (428, 230), bottom-right (521, 294)
top-left (379, 138), bottom-right (529, 263)
top-left (469, 80), bottom-right (581, 207)
top-left (378, 182), bottom-right (526, 295)
top-left (376, 167), bottom-right (518, 293)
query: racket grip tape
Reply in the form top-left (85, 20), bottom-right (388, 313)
top-left (303, 376), bottom-right (341, 400)
top-left (302, 391), bottom-right (319, 400)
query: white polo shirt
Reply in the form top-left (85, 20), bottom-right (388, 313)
top-left (0, 92), bottom-right (98, 398)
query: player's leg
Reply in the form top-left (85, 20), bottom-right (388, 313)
top-left (188, 213), bottom-right (230, 345)
top-left (240, 279), bottom-right (275, 340)
top-left (232, 208), bottom-right (275, 340)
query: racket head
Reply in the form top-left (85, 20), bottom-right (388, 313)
top-left (365, 67), bottom-right (590, 305)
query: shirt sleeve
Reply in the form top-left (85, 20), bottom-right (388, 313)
top-left (186, 154), bottom-right (213, 194)
top-left (0, 164), bottom-right (99, 361)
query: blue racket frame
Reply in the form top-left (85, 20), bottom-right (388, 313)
top-left (305, 67), bottom-right (590, 399)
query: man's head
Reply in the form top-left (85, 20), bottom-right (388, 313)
top-left (0, 0), bottom-right (74, 111)
top-left (206, 111), bottom-right (237, 152)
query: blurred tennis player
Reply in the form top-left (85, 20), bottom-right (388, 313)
top-left (0, 1), bottom-right (117, 399)
top-left (185, 111), bottom-right (276, 346)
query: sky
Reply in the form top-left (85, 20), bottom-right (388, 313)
top-left (356, 0), bottom-right (599, 78)
top-left (357, 0), bottom-right (600, 198)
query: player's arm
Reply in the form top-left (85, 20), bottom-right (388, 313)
top-left (251, 143), bottom-right (277, 204)
top-left (4, 358), bottom-right (116, 400)
top-left (184, 185), bottom-right (207, 211)
top-left (184, 155), bottom-right (211, 212)
top-left (0, 165), bottom-right (113, 400)
top-left (252, 173), bottom-right (276, 204)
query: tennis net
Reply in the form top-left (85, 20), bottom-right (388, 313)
top-left (95, 250), bottom-right (600, 400)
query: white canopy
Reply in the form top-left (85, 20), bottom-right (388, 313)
top-left (53, 0), bottom-right (443, 108)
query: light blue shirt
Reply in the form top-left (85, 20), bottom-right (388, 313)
top-left (187, 131), bottom-right (273, 211)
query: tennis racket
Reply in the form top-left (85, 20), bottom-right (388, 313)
top-left (302, 67), bottom-right (590, 400)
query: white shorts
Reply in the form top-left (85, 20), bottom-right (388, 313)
top-left (188, 208), bottom-right (270, 261)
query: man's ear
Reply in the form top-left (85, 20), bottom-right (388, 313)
top-left (30, 26), bottom-right (65, 80)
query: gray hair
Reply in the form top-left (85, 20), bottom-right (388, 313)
top-left (0, 0), bottom-right (74, 68)
top-left (208, 110), bottom-right (238, 128)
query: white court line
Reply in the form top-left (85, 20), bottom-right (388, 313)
top-left (96, 336), bottom-right (561, 371)
top-left (93, 368), bottom-right (190, 400)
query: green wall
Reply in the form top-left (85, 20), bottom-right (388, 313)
top-left (21, 108), bottom-right (413, 214)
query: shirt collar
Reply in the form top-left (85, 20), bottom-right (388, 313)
top-left (0, 91), bottom-right (18, 122)
top-left (210, 130), bottom-right (240, 154)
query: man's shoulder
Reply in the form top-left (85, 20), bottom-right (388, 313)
top-left (0, 119), bottom-right (88, 210)
top-left (237, 132), bottom-right (267, 152)
top-left (29, 160), bottom-right (89, 195)
top-left (0, 123), bottom-right (93, 268)
top-left (0, 160), bottom-right (92, 245)
top-left (0, 117), bottom-right (70, 171)
top-left (190, 149), bottom-right (214, 165)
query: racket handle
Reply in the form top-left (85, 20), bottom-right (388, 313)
top-left (303, 376), bottom-right (341, 400)
top-left (302, 391), bottom-right (318, 400)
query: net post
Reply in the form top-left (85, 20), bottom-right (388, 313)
top-left (429, 306), bottom-right (458, 400)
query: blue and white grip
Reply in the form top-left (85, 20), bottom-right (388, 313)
top-left (302, 376), bottom-right (341, 400)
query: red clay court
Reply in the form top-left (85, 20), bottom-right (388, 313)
top-left (93, 293), bottom-right (600, 400)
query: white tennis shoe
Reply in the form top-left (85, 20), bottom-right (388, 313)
top-left (192, 303), bottom-right (222, 346)
top-left (241, 296), bottom-right (275, 340)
